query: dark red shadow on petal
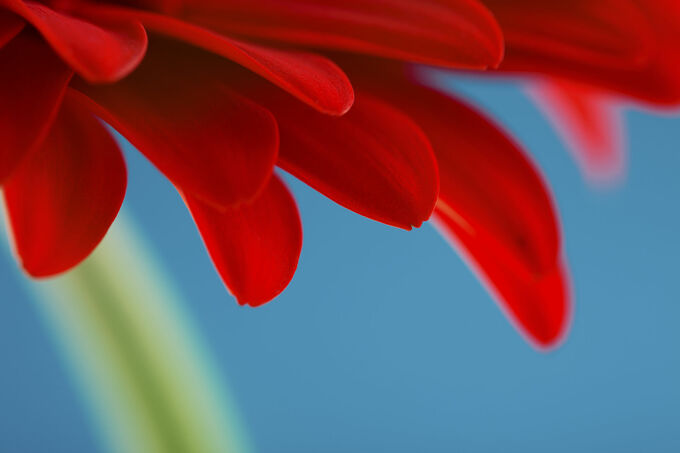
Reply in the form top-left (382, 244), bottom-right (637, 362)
top-left (0, 31), bottom-right (72, 183)
top-left (77, 4), bottom-right (354, 115)
top-left (0, 9), bottom-right (24, 48)
top-left (71, 44), bottom-right (279, 209)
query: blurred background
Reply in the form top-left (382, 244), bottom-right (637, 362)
top-left (1, 76), bottom-right (679, 453)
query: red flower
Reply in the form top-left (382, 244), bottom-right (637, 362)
top-left (6, 1), bottom-right (671, 349)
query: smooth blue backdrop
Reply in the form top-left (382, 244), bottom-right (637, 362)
top-left (1, 76), bottom-right (679, 452)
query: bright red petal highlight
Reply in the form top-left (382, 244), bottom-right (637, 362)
top-left (3, 92), bottom-right (127, 277)
top-left (528, 80), bottom-right (626, 185)
top-left (78, 4), bottom-right (354, 115)
top-left (179, 0), bottom-right (503, 69)
top-left (245, 83), bottom-right (439, 229)
top-left (185, 174), bottom-right (303, 307)
top-left (0, 0), bottom-right (147, 82)
top-left (0, 31), bottom-right (72, 183)
top-left (71, 48), bottom-right (279, 208)
top-left (354, 66), bottom-right (570, 347)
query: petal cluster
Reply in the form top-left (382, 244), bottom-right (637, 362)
top-left (2, 0), bottom-right (676, 348)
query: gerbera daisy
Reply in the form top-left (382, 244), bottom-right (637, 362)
top-left (8, 0), bottom-right (671, 349)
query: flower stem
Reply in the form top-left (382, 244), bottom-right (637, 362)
top-left (24, 215), bottom-right (250, 453)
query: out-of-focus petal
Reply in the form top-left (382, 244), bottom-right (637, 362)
top-left (0, 0), bottom-right (147, 82)
top-left (241, 78), bottom-right (439, 229)
top-left (0, 31), bottom-right (72, 183)
top-left (353, 65), bottom-right (570, 347)
top-left (484, 0), bottom-right (652, 70)
top-left (77, 4), bottom-right (354, 115)
top-left (4, 92), bottom-right (127, 277)
top-left (0, 9), bottom-right (24, 48)
top-left (185, 174), bottom-right (302, 307)
top-left (486, 0), bottom-right (680, 104)
top-left (528, 79), bottom-right (626, 185)
top-left (71, 46), bottom-right (278, 208)
top-left (178, 0), bottom-right (503, 69)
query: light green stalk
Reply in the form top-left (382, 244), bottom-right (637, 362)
top-left (11, 214), bottom-right (250, 453)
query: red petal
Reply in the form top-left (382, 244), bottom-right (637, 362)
top-left (242, 80), bottom-right (439, 229)
top-left (0, 9), bottom-right (24, 48)
top-left (178, 0), bottom-right (503, 69)
top-left (487, 0), bottom-right (680, 104)
top-left (0, 0), bottom-right (147, 82)
top-left (0, 31), bottom-right (72, 183)
top-left (3, 92), bottom-right (127, 277)
top-left (353, 66), bottom-right (570, 347)
top-left (528, 80), bottom-right (626, 185)
top-left (184, 174), bottom-right (302, 307)
top-left (485, 0), bottom-right (653, 70)
top-left (78, 4), bottom-right (354, 115)
top-left (71, 46), bottom-right (279, 208)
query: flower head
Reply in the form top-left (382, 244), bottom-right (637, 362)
top-left (2, 0), bottom-right (676, 348)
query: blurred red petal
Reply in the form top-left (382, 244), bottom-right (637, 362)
top-left (486, 0), bottom-right (680, 104)
top-left (528, 80), bottom-right (626, 185)
top-left (485, 0), bottom-right (652, 70)
top-left (0, 31), bottom-right (72, 183)
top-left (355, 66), bottom-right (570, 346)
top-left (244, 82), bottom-right (439, 229)
top-left (0, 0), bottom-right (147, 82)
top-left (0, 9), bottom-right (23, 48)
top-left (4, 92), bottom-right (127, 277)
top-left (185, 174), bottom-right (302, 307)
top-left (78, 4), bottom-right (354, 115)
top-left (71, 47), bottom-right (278, 208)
top-left (179, 0), bottom-right (503, 69)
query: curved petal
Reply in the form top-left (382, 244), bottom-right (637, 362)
top-left (527, 79), bottom-right (626, 185)
top-left (241, 79), bottom-right (439, 229)
top-left (178, 0), bottom-right (503, 69)
top-left (353, 65), bottom-right (570, 347)
top-left (71, 47), bottom-right (279, 208)
top-left (0, 0), bottom-right (147, 82)
top-left (184, 174), bottom-right (303, 307)
top-left (3, 92), bottom-right (127, 278)
top-left (0, 9), bottom-right (24, 48)
top-left (0, 31), bottom-right (72, 183)
top-left (77, 4), bottom-right (354, 115)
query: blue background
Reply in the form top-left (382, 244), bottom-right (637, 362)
top-left (1, 76), bottom-right (679, 452)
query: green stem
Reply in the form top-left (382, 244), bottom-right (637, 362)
top-left (22, 215), bottom-right (250, 453)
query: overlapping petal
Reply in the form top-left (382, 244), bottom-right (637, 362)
top-left (351, 65), bottom-right (569, 346)
top-left (4, 92), bottom-right (127, 277)
top-left (71, 47), bottom-right (279, 208)
top-left (241, 79), bottom-right (439, 229)
top-left (0, 31), bottom-right (72, 183)
top-left (485, 0), bottom-right (680, 104)
top-left (76, 4), bottom-right (354, 115)
top-left (178, 0), bottom-right (503, 69)
top-left (0, 0), bottom-right (147, 82)
top-left (185, 174), bottom-right (302, 307)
